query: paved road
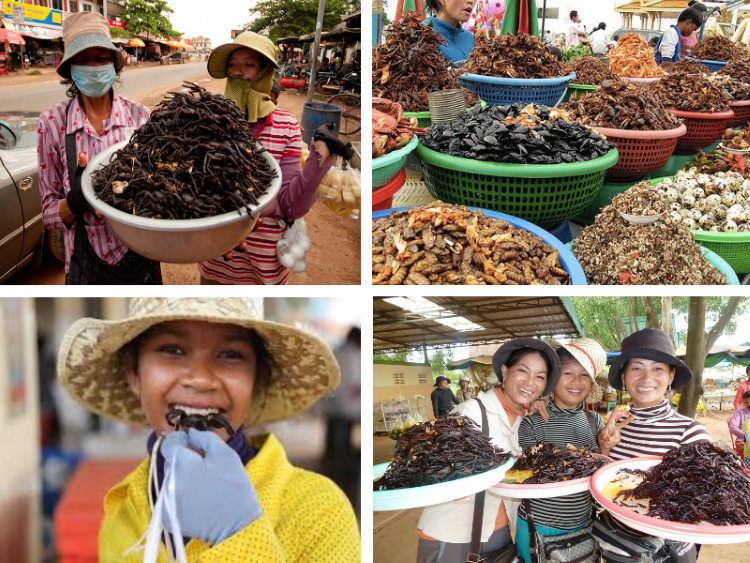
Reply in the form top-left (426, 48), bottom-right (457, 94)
top-left (0, 62), bottom-right (212, 112)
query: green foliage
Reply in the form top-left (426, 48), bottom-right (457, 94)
top-left (373, 349), bottom-right (412, 363)
top-left (427, 348), bottom-right (455, 378)
top-left (29, 70), bottom-right (41, 75)
top-left (561, 44), bottom-right (592, 63)
top-left (110, 27), bottom-right (132, 40)
top-left (244, 0), bottom-right (359, 42)
top-left (121, 0), bottom-right (181, 39)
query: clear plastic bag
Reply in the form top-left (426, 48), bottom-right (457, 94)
top-left (414, 411), bottom-right (424, 424)
top-left (404, 412), bottom-right (417, 429)
top-left (318, 157), bottom-right (360, 217)
top-left (388, 415), bottom-right (406, 440)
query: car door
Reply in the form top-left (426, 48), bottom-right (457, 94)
top-left (0, 145), bottom-right (26, 282)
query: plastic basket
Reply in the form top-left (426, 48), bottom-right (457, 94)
top-left (728, 100), bottom-right (750, 129)
top-left (565, 242), bottom-right (738, 284)
top-left (372, 206), bottom-right (588, 285)
top-left (591, 124), bottom-right (687, 182)
top-left (372, 135), bottom-right (419, 188)
top-left (670, 109), bottom-right (734, 155)
top-left (373, 168), bottom-right (407, 211)
top-left (414, 143), bottom-right (619, 229)
top-left (392, 178), bottom-right (435, 208)
top-left (458, 72), bottom-right (576, 107)
top-left (685, 56), bottom-right (728, 73)
top-left (404, 101), bottom-right (488, 129)
top-left (563, 83), bottom-right (599, 102)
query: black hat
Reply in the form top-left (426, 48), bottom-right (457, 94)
top-left (492, 338), bottom-right (561, 396)
top-left (608, 328), bottom-right (692, 391)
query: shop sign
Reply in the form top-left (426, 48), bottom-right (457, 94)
top-left (3, 0), bottom-right (63, 28)
top-left (108, 18), bottom-right (124, 28)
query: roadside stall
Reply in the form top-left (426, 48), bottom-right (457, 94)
top-left (0, 27), bottom-right (25, 75)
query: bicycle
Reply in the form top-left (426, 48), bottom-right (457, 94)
top-left (327, 92), bottom-right (360, 135)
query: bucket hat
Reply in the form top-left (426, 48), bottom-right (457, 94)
top-left (57, 297), bottom-right (340, 428)
top-left (434, 376), bottom-right (451, 387)
top-left (547, 338), bottom-right (606, 404)
top-left (207, 31), bottom-right (279, 79)
top-left (492, 338), bottom-right (562, 396)
top-left (459, 375), bottom-right (471, 383)
top-left (608, 328), bottom-right (692, 391)
top-left (57, 12), bottom-right (125, 79)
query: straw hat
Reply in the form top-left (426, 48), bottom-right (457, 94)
top-left (57, 298), bottom-right (340, 428)
top-left (207, 31), bottom-right (279, 79)
top-left (547, 338), bottom-right (606, 404)
top-left (57, 12), bottom-right (125, 79)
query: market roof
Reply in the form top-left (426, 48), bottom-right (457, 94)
top-left (276, 36), bottom-right (299, 44)
top-left (617, 1), bottom-right (689, 13)
top-left (373, 297), bottom-right (584, 352)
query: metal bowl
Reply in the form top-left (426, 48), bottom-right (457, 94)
top-left (81, 140), bottom-right (281, 263)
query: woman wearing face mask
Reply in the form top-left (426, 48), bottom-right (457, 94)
top-left (199, 32), bottom-right (353, 285)
top-left (425, 0), bottom-right (478, 65)
top-left (36, 12), bottom-right (161, 284)
top-left (416, 339), bottom-right (561, 563)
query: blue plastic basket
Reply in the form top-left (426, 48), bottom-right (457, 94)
top-left (685, 56), bottom-right (728, 73)
top-left (565, 242), bottom-right (738, 285)
top-left (372, 206), bottom-right (588, 285)
top-left (372, 135), bottom-right (419, 188)
top-left (458, 72), bottom-right (576, 107)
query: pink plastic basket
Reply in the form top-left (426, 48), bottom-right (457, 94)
top-left (728, 100), bottom-right (750, 129)
top-left (671, 109), bottom-right (734, 154)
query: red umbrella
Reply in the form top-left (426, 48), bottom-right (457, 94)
top-left (0, 29), bottom-right (26, 45)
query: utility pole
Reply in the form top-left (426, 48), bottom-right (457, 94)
top-left (306, 0), bottom-right (326, 103)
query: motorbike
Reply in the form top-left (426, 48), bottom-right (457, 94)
top-left (24, 54), bottom-right (47, 68)
top-left (314, 70), bottom-right (342, 96)
top-left (337, 71), bottom-right (360, 95)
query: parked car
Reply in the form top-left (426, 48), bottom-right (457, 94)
top-left (161, 52), bottom-right (186, 65)
top-left (0, 112), bottom-right (64, 283)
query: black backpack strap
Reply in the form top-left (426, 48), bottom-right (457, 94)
top-left (584, 409), bottom-right (599, 445)
top-left (524, 498), bottom-right (539, 563)
top-left (468, 398), bottom-right (489, 563)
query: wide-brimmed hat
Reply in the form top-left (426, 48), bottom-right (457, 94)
top-left (207, 31), bottom-right (279, 79)
top-left (434, 376), bottom-right (451, 387)
top-left (492, 338), bottom-right (561, 396)
top-left (57, 12), bottom-right (125, 79)
top-left (547, 338), bottom-right (606, 404)
top-left (608, 328), bottom-right (692, 390)
top-left (57, 297), bottom-right (340, 428)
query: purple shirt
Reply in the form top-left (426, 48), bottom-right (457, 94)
top-left (729, 406), bottom-right (750, 440)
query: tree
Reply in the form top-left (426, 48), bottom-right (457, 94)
top-left (427, 348), bottom-right (455, 379)
top-left (373, 349), bottom-right (411, 363)
top-left (121, 0), bottom-right (181, 40)
top-left (678, 297), bottom-right (744, 418)
top-left (109, 27), bottom-right (132, 40)
top-left (245, 0), bottom-right (359, 42)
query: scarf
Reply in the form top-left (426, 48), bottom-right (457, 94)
top-left (225, 66), bottom-right (276, 123)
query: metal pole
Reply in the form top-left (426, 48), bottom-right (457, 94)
top-left (422, 344), bottom-right (429, 365)
top-left (541, 0), bottom-right (547, 37)
top-left (306, 0), bottom-right (326, 103)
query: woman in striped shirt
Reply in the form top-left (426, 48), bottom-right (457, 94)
top-left (198, 32), bottom-right (353, 285)
top-left (515, 338), bottom-right (613, 563)
top-left (599, 328), bottom-right (709, 563)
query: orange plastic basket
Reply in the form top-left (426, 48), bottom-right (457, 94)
top-left (592, 124), bottom-right (687, 182)
top-left (373, 167), bottom-right (407, 212)
top-left (728, 100), bottom-right (750, 129)
top-left (671, 109), bottom-right (734, 154)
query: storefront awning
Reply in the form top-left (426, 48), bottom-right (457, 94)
top-left (0, 27), bottom-right (25, 44)
top-left (15, 23), bottom-right (62, 40)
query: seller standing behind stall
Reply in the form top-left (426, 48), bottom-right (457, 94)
top-left (424, 0), bottom-right (478, 65)
top-left (655, 8), bottom-right (702, 65)
top-left (431, 376), bottom-right (459, 417)
top-left (37, 12), bottom-right (161, 284)
top-left (199, 32), bottom-right (353, 285)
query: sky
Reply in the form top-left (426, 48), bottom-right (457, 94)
top-left (168, 0), bottom-right (255, 49)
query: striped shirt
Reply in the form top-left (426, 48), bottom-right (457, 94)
top-left (608, 400), bottom-right (710, 461)
top-left (37, 93), bottom-right (150, 272)
top-left (199, 109), bottom-right (329, 285)
top-left (517, 403), bottom-right (604, 530)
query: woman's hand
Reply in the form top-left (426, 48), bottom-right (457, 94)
top-left (598, 408), bottom-right (636, 455)
top-left (312, 123), bottom-right (354, 166)
top-left (527, 398), bottom-right (550, 422)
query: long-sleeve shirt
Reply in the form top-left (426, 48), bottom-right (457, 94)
top-left (36, 93), bottom-right (150, 273)
top-left (426, 16), bottom-right (475, 65)
top-left (431, 387), bottom-right (459, 417)
top-left (730, 406), bottom-right (750, 440)
top-left (199, 109), bottom-right (332, 285)
top-left (567, 21), bottom-right (585, 48)
top-left (733, 379), bottom-right (750, 409)
top-left (456, 387), bottom-right (477, 403)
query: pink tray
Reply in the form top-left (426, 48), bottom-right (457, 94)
top-left (489, 453), bottom-right (611, 500)
top-left (590, 456), bottom-right (750, 544)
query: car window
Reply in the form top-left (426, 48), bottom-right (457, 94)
top-left (0, 119), bottom-right (38, 150)
top-left (0, 122), bottom-right (17, 150)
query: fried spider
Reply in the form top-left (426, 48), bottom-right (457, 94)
top-left (165, 405), bottom-right (236, 439)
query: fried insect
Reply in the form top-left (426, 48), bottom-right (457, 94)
top-left (511, 443), bottom-right (608, 484)
top-left (691, 36), bottom-right (741, 62)
top-left (91, 82), bottom-right (277, 219)
top-left (650, 71), bottom-right (731, 112)
top-left (566, 57), bottom-right (617, 85)
top-left (165, 405), bottom-right (236, 439)
top-left (373, 414), bottom-right (512, 491)
top-left (609, 33), bottom-right (664, 78)
top-left (462, 34), bottom-right (566, 79)
top-left (614, 442), bottom-right (750, 525)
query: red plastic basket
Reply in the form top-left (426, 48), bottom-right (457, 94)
top-left (591, 124), bottom-right (687, 182)
top-left (373, 167), bottom-right (407, 212)
top-left (728, 100), bottom-right (750, 129)
top-left (671, 109), bottom-right (735, 154)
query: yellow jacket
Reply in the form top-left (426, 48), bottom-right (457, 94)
top-left (99, 433), bottom-right (361, 562)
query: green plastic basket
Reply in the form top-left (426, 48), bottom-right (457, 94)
top-left (414, 144), bottom-right (619, 230)
top-left (562, 83), bottom-right (599, 102)
top-left (649, 177), bottom-right (750, 274)
top-left (372, 136), bottom-right (420, 188)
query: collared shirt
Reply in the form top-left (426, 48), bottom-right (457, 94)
top-left (567, 21), bottom-right (584, 48)
top-left (590, 28), bottom-right (608, 55)
top-left (37, 93), bottom-right (150, 272)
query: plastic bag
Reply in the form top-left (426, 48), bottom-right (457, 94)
top-left (414, 411), bottom-right (424, 424)
top-left (317, 159), bottom-right (360, 218)
top-left (388, 415), bottom-right (406, 440)
top-left (404, 412), bottom-right (417, 429)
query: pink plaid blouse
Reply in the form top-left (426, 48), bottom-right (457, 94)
top-left (37, 93), bottom-right (150, 273)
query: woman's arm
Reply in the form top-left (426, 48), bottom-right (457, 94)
top-left (431, 391), bottom-right (439, 418)
top-left (451, 389), bottom-right (460, 405)
top-left (37, 117), bottom-right (74, 230)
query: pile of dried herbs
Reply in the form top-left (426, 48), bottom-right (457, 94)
top-left (650, 72), bottom-right (730, 112)
top-left (462, 34), bottom-right (566, 78)
top-left (691, 36), bottom-right (740, 62)
top-left (561, 79), bottom-right (681, 130)
top-left (372, 12), bottom-right (469, 112)
top-left (420, 103), bottom-right (613, 163)
top-left (567, 57), bottom-right (617, 85)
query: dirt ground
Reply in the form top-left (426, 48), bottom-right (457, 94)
top-left (372, 404), bottom-right (750, 563)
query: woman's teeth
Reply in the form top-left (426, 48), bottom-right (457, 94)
top-left (172, 405), bottom-right (220, 416)
top-left (518, 388), bottom-right (533, 396)
top-left (635, 387), bottom-right (656, 392)
top-left (567, 389), bottom-right (583, 395)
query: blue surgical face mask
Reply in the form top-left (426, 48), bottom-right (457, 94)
top-left (71, 63), bottom-right (116, 98)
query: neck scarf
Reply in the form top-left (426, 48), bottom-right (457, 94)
top-left (225, 65), bottom-right (276, 123)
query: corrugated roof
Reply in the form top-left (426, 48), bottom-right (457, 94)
top-left (617, 0), bottom-right (688, 12)
top-left (373, 297), bottom-right (582, 352)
